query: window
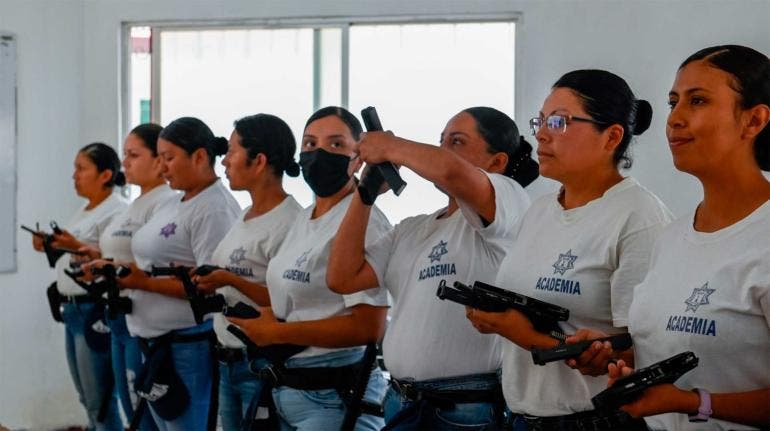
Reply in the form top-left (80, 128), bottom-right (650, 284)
top-left (123, 18), bottom-right (516, 223)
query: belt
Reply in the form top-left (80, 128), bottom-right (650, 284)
top-left (62, 294), bottom-right (100, 304)
top-left (390, 374), bottom-right (502, 405)
top-left (215, 345), bottom-right (248, 363)
top-left (521, 410), bottom-right (648, 431)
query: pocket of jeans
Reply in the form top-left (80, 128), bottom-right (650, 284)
top-left (299, 388), bottom-right (345, 410)
top-left (432, 404), bottom-right (495, 430)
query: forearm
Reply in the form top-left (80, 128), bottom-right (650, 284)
top-left (327, 192), bottom-right (377, 294)
top-left (229, 274), bottom-right (271, 307)
top-left (710, 389), bottom-right (770, 426)
top-left (271, 306), bottom-right (387, 348)
top-left (387, 138), bottom-right (495, 220)
top-left (502, 326), bottom-right (561, 352)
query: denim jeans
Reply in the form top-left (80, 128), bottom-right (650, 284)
top-left (61, 301), bottom-right (122, 431)
top-left (108, 314), bottom-right (158, 431)
top-left (218, 356), bottom-right (267, 431)
top-left (147, 322), bottom-right (216, 431)
top-left (272, 349), bottom-right (387, 431)
top-left (382, 372), bottom-right (501, 430)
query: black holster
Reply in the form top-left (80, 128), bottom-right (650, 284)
top-left (46, 282), bottom-right (63, 322)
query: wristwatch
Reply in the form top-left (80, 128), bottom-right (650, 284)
top-left (688, 388), bottom-right (712, 422)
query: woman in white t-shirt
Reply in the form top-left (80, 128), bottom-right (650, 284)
top-left (189, 114), bottom-right (302, 431)
top-left (609, 45), bottom-right (770, 431)
top-left (228, 107), bottom-right (391, 431)
top-left (326, 107), bottom-right (538, 429)
top-left (80, 124), bottom-right (176, 431)
top-left (32, 142), bottom-right (127, 430)
top-left (466, 70), bottom-right (672, 431)
top-left (115, 117), bottom-right (241, 431)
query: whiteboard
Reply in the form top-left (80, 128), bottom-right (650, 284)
top-left (0, 33), bottom-right (16, 273)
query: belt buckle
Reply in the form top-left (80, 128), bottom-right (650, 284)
top-left (393, 379), bottom-right (420, 401)
top-left (258, 364), bottom-right (281, 385)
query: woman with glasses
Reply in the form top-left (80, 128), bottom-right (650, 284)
top-left (466, 69), bottom-right (672, 430)
top-left (609, 45), bottom-right (770, 431)
top-left (326, 107), bottom-right (538, 429)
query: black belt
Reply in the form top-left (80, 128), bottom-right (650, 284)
top-left (215, 345), bottom-right (247, 363)
top-left (390, 374), bottom-right (503, 406)
top-left (521, 410), bottom-right (648, 431)
top-left (62, 294), bottom-right (100, 304)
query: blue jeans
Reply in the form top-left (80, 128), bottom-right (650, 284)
top-left (61, 301), bottom-right (122, 431)
top-left (108, 314), bottom-right (158, 431)
top-left (272, 349), bottom-right (386, 431)
top-left (219, 357), bottom-right (267, 431)
top-left (382, 373), bottom-right (501, 430)
top-left (147, 322), bottom-right (216, 431)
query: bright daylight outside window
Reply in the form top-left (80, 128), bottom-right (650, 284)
top-left (125, 21), bottom-right (515, 223)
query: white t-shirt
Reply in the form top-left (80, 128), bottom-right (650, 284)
top-left (127, 180), bottom-right (241, 338)
top-left (367, 172), bottom-right (530, 380)
top-left (99, 184), bottom-right (177, 263)
top-left (210, 196), bottom-right (303, 348)
top-left (629, 200), bottom-right (770, 431)
top-left (264, 192), bottom-right (391, 359)
top-left (55, 193), bottom-right (128, 296)
top-left (497, 177), bottom-right (672, 416)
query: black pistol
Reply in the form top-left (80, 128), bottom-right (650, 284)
top-left (591, 351), bottom-right (699, 411)
top-left (531, 333), bottom-right (633, 366)
top-left (150, 265), bottom-right (226, 324)
top-left (437, 279), bottom-right (569, 338)
top-left (92, 264), bottom-right (133, 319)
top-left (21, 222), bottom-right (68, 267)
top-left (225, 322), bottom-right (306, 365)
top-left (357, 106), bottom-right (407, 205)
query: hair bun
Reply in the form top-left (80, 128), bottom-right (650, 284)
top-left (631, 100), bottom-right (653, 135)
top-left (285, 160), bottom-right (300, 178)
top-left (212, 136), bottom-right (229, 156)
top-left (114, 171), bottom-right (127, 187)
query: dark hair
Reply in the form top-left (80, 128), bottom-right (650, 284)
top-left (159, 117), bottom-right (228, 167)
top-left (553, 69), bottom-right (653, 169)
top-left (129, 123), bottom-right (163, 156)
top-left (79, 142), bottom-right (126, 188)
top-left (681, 45), bottom-right (770, 171)
top-left (233, 114), bottom-right (300, 177)
top-left (304, 106), bottom-right (363, 140)
top-left (462, 107), bottom-right (539, 187)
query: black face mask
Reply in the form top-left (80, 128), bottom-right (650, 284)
top-left (299, 149), bottom-right (352, 197)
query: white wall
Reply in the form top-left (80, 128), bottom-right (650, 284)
top-left (2, 0), bottom-right (770, 429)
top-left (0, 1), bottom-right (86, 429)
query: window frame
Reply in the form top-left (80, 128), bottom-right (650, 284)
top-left (119, 13), bottom-right (521, 143)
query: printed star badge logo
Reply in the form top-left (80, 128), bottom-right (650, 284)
top-left (684, 283), bottom-right (715, 312)
top-left (295, 250), bottom-right (310, 268)
top-left (229, 247), bottom-right (247, 265)
top-left (552, 249), bottom-right (577, 276)
top-left (428, 240), bottom-right (449, 263)
top-left (159, 222), bottom-right (177, 238)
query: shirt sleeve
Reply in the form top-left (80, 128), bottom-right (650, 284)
top-left (457, 171), bottom-right (530, 242)
top-left (365, 222), bottom-right (399, 293)
top-left (610, 224), bottom-right (666, 327)
top-left (343, 206), bottom-right (393, 308)
top-left (190, 208), bottom-right (238, 266)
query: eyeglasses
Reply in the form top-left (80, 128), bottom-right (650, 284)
top-left (529, 114), bottom-right (607, 135)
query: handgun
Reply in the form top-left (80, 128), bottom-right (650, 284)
top-left (226, 322), bottom-right (307, 365)
top-left (357, 106), bottom-right (407, 205)
top-left (150, 265), bottom-right (226, 324)
top-left (531, 333), bottom-right (633, 365)
top-left (92, 264), bottom-right (133, 319)
top-left (437, 279), bottom-right (569, 338)
top-left (21, 222), bottom-right (67, 267)
top-left (591, 351), bottom-right (699, 410)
